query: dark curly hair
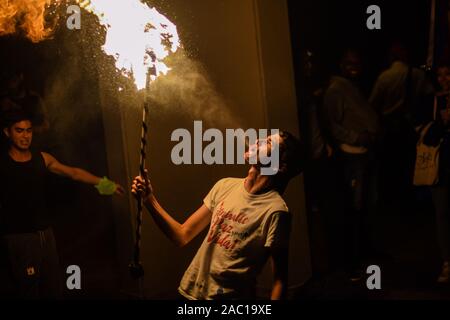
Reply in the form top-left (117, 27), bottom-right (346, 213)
top-left (278, 130), bottom-right (305, 178)
top-left (271, 130), bottom-right (305, 194)
top-left (1, 94), bottom-right (46, 130)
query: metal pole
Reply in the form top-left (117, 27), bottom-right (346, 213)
top-left (129, 69), bottom-right (153, 298)
top-left (426, 0), bottom-right (437, 70)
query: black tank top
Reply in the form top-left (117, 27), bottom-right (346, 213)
top-left (0, 150), bottom-right (50, 234)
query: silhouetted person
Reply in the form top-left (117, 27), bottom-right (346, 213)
top-left (322, 49), bottom-right (380, 281)
top-left (369, 43), bottom-right (434, 207)
top-left (426, 64), bottom-right (450, 283)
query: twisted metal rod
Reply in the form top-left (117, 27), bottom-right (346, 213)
top-left (129, 70), bottom-right (153, 297)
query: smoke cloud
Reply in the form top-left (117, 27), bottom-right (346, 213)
top-left (150, 50), bottom-right (241, 129)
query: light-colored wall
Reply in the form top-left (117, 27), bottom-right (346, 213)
top-left (101, 0), bottom-right (311, 298)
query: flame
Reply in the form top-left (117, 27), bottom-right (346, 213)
top-left (77, 0), bottom-right (180, 90)
top-left (0, 0), bottom-right (54, 43)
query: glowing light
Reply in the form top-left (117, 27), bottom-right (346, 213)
top-left (77, 0), bottom-right (180, 90)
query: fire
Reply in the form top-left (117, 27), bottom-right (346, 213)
top-left (0, 0), bottom-right (54, 43)
top-left (0, 0), bottom-right (179, 89)
top-left (77, 0), bottom-right (181, 90)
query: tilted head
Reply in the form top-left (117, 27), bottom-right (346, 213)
top-left (245, 130), bottom-right (304, 193)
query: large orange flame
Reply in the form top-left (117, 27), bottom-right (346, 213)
top-left (0, 0), bottom-right (54, 43)
top-left (76, 0), bottom-right (181, 90)
top-left (0, 0), bottom-right (180, 89)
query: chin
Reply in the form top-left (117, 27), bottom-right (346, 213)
top-left (244, 151), bottom-right (258, 164)
top-left (243, 153), bottom-right (250, 164)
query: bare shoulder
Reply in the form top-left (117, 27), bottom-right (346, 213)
top-left (40, 152), bottom-right (57, 167)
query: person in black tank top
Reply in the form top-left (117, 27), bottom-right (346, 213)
top-left (0, 99), bottom-right (124, 299)
top-left (0, 150), bottom-right (49, 234)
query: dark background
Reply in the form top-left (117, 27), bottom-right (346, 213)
top-left (288, 0), bottom-right (432, 93)
top-left (287, 0), bottom-right (450, 299)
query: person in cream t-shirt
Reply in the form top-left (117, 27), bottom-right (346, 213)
top-left (179, 177), bottom-right (290, 299)
top-left (132, 131), bottom-right (304, 300)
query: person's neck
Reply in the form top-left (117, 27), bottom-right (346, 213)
top-left (244, 166), bottom-right (274, 195)
top-left (9, 147), bottom-right (32, 162)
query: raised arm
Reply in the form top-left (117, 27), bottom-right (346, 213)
top-left (41, 152), bottom-right (124, 195)
top-left (131, 174), bottom-right (212, 248)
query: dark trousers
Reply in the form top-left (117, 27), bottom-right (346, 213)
top-left (305, 155), bottom-right (343, 275)
top-left (0, 227), bottom-right (62, 299)
top-left (337, 151), bottom-right (371, 272)
top-left (432, 172), bottom-right (450, 261)
top-left (379, 119), bottom-right (417, 208)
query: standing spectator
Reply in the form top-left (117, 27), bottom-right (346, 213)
top-left (424, 64), bottom-right (450, 283)
top-left (322, 49), bottom-right (380, 281)
top-left (369, 43), bottom-right (435, 207)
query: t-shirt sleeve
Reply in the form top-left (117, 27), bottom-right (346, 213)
top-left (264, 211), bottom-right (292, 249)
top-left (203, 179), bottom-right (225, 212)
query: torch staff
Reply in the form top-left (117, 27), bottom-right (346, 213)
top-left (129, 68), bottom-right (154, 297)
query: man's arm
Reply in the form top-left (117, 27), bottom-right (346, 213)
top-left (41, 152), bottom-right (124, 194)
top-left (265, 211), bottom-right (291, 300)
top-left (269, 247), bottom-right (289, 300)
top-left (132, 175), bottom-right (212, 247)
